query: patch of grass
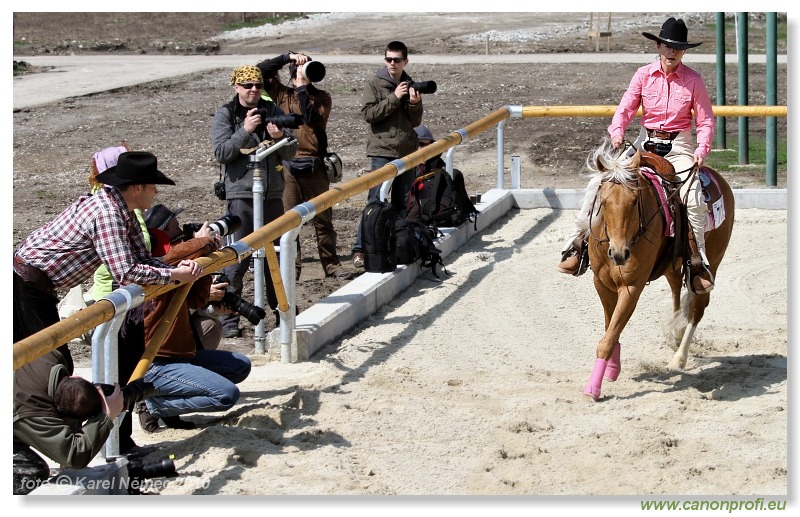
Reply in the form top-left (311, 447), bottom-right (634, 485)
top-left (706, 135), bottom-right (787, 173)
top-left (13, 60), bottom-right (30, 76)
top-left (222, 12), bottom-right (306, 32)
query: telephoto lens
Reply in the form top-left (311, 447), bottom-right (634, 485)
top-left (208, 214), bottom-right (241, 237)
top-left (300, 61), bottom-right (326, 82)
top-left (255, 109), bottom-right (304, 129)
top-left (406, 80), bottom-right (437, 94)
top-left (220, 292), bottom-right (267, 326)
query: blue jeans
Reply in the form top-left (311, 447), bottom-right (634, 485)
top-left (352, 156), bottom-right (414, 253)
top-left (143, 350), bottom-right (251, 418)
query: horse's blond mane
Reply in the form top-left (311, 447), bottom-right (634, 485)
top-left (586, 139), bottom-right (639, 190)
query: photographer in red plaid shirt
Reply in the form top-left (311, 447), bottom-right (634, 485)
top-left (13, 151), bottom-right (203, 362)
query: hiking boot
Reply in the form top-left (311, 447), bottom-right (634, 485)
top-left (691, 270), bottom-right (714, 294)
top-left (162, 416), bottom-right (197, 430)
top-left (136, 402), bottom-right (161, 433)
top-left (352, 252), bottom-right (365, 268)
top-left (222, 324), bottom-right (241, 338)
top-left (327, 267), bottom-right (354, 280)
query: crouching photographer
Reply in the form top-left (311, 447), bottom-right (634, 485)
top-left (13, 348), bottom-right (127, 494)
top-left (135, 205), bottom-right (252, 434)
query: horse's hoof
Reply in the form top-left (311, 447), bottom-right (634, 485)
top-left (667, 360), bottom-right (685, 371)
top-left (583, 384), bottom-right (601, 401)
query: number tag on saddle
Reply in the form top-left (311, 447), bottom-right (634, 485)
top-left (700, 168), bottom-right (726, 231)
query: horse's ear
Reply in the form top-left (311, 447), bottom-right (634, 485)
top-left (595, 156), bottom-right (608, 173)
top-left (628, 150), bottom-right (641, 170)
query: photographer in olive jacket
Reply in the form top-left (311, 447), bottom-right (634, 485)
top-left (257, 52), bottom-right (352, 281)
top-left (13, 348), bottom-right (124, 494)
top-left (351, 40), bottom-right (424, 267)
top-left (211, 65), bottom-right (297, 337)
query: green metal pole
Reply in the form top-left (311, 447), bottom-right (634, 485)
top-left (737, 12), bottom-right (749, 165)
top-left (766, 12), bottom-right (777, 186)
top-left (715, 12), bottom-right (726, 150)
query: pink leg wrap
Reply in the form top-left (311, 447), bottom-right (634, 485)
top-left (583, 358), bottom-right (608, 401)
top-left (604, 342), bottom-right (621, 381)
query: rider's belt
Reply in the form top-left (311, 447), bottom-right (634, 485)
top-left (646, 129), bottom-right (679, 140)
top-left (13, 255), bottom-right (54, 293)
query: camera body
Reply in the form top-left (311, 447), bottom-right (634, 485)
top-left (213, 180), bottom-right (226, 200)
top-left (643, 140), bottom-right (673, 157)
top-left (255, 109), bottom-right (304, 129)
top-left (95, 379), bottom-right (158, 412)
top-left (212, 274), bottom-right (268, 326)
top-left (404, 80), bottom-right (437, 94)
top-left (182, 214), bottom-right (242, 241)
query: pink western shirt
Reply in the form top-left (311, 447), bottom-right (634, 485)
top-left (608, 60), bottom-right (715, 159)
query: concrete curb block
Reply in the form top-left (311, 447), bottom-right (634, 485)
top-left (510, 187), bottom-right (787, 210)
top-left (290, 186), bottom-right (786, 360)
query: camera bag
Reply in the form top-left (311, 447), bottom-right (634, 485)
top-left (394, 217), bottom-right (445, 277)
top-left (288, 157), bottom-right (318, 175)
top-left (360, 199), bottom-right (396, 273)
top-left (410, 167), bottom-right (479, 230)
top-left (323, 152), bottom-right (343, 183)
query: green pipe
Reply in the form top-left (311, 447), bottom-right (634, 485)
top-left (766, 12), bottom-right (778, 186)
top-left (715, 12), bottom-right (726, 150)
top-left (737, 12), bottom-right (749, 165)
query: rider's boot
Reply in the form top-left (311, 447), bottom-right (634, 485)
top-left (687, 229), bottom-right (714, 294)
top-left (557, 235), bottom-right (589, 276)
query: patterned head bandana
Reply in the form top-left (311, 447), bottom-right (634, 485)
top-left (230, 65), bottom-right (263, 86)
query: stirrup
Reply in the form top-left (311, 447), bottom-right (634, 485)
top-left (687, 254), bottom-right (714, 295)
top-left (559, 238), bottom-right (589, 277)
top-left (573, 238), bottom-right (590, 276)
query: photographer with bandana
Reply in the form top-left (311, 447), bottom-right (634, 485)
top-left (211, 65), bottom-right (297, 337)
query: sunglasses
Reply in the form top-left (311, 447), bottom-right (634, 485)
top-left (384, 57), bottom-right (404, 64)
top-left (237, 82), bottom-right (263, 90)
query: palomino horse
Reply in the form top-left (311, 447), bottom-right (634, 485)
top-left (582, 141), bottom-right (735, 401)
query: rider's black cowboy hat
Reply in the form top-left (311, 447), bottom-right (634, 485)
top-left (95, 151), bottom-right (176, 186)
top-left (642, 17), bottom-right (702, 50)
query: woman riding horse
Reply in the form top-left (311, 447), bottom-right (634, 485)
top-left (579, 140), bottom-right (734, 400)
top-left (558, 17), bottom-right (716, 295)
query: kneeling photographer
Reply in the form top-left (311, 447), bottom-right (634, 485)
top-left (13, 347), bottom-right (127, 494)
top-left (136, 205), bottom-right (252, 434)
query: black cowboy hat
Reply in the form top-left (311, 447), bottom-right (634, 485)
top-left (95, 151), bottom-right (175, 186)
top-left (642, 17), bottom-right (702, 50)
top-left (145, 204), bottom-right (184, 231)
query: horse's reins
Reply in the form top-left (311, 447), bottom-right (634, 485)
top-left (589, 163), bottom-right (697, 248)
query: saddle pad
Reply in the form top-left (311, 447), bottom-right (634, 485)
top-left (700, 168), bottom-right (726, 232)
top-left (640, 167), bottom-right (675, 237)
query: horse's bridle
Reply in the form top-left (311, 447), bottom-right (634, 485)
top-left (588, 167), bottom-right (692, 249)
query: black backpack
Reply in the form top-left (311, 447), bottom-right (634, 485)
top-left (360, 199), bottom-right (397, 273)
top-left (410, 167), bottom-right (479, 230)
top-left (394, 217), bottom-right (446, 277)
